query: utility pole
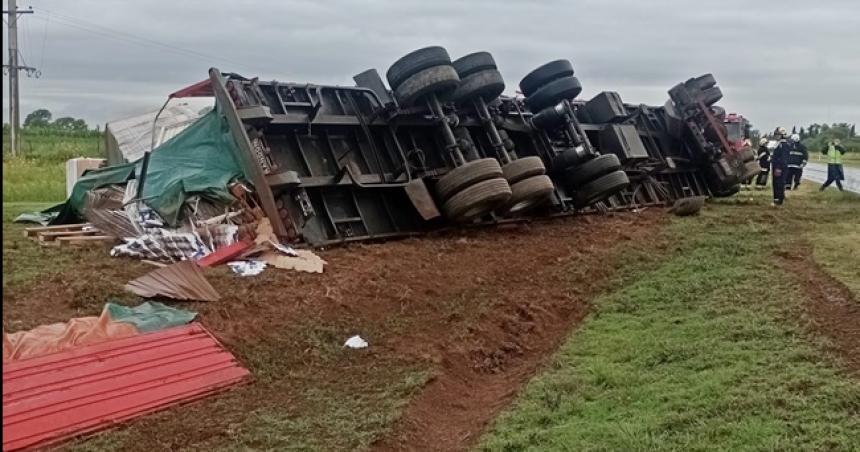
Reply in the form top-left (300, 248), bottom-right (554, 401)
top-left (3, 0), bottom-right (36, 157)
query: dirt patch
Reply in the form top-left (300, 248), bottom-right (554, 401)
top-left (3, 211), bottom-right (664, 451)
top-left (779, 246), bottom-right (860, 376)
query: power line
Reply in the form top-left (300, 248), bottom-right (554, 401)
top-left (30, 6), bottom-right (264, 74)
top-left (38, 9), bottom-right (48, 73)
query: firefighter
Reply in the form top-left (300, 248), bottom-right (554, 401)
top-left (754, 137), bottom-right (770, 188)
top-left (771, 127), bottom-right (790, 205)
top-left (819, 139), bottom-right (848, 192)
top-left (785, 134), bottom-right (808, 190)
top-left (741, 139), bottom-right (755, 187)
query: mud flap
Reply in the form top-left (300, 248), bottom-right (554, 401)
top-left (404, 178), bottom-right (441, 220)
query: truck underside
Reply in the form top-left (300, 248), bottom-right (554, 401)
top-left (200, 48), bottom-right (756, 246)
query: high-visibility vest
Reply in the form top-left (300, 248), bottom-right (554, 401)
top-left (826, 144), bottom-right (843, 165)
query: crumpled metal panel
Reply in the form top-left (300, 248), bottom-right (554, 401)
top-left (2, 324), bottom-right (249, 451)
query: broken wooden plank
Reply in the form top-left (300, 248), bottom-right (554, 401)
top-left (24, 223), bottom-right (90, 238)
top-left (37, 230), bottom-right (100, 243)
top-left (56, 236), bottom-right (116, 247)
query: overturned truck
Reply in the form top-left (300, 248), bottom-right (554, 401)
top-left (188, 47), bottom-right (757, 246)
top-left (47, 46), bottom-right (757, 250)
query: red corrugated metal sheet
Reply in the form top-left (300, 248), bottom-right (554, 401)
top-left (2, 323), bottom-right (249, 451)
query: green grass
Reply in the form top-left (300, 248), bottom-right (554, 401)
top-left (2, 202), bottom-right (76, 289)
top-left (479, 187), bottom-right (860, 451)
top-left (811, 219), bottom-right (860, 298)
top-left (3, 130), bottom-right (103, 203)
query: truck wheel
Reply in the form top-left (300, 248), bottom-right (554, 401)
top-left (551, 147), bottom-right (588, 172)
top-left (435, 158), bottom-right (503, 202)
top-left (565, 154), bottom-right (621, 187)
top-left (699, 86), bottom-right (723, 106)
top-left (452, 69), bottom-right (505, 104)
top-left (443, 178), bottom-right (512, 221)
top-left (526, 76), bottom-right (583, 112)
top-left (502, 156), bottom-right (546, 184)
top-left (387, 46), bottom-right (452, 90)
top-left (452, 52), bottom-right (497, 78)
top-left (574, 170), bottom-right (630, 208)
top-left (519, 59), bottom-right (574, 97)
top-left (394, 65), bottom-right (460, 107)
top-left (690, 74), bottom-right (716, 91)
top-left (741, 160), bottom-right (761, 179)
top-left (504, 175), bottom-right (555, 215)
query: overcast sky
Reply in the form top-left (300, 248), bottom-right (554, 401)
top-left (3, 0), bottom-right (858, 132)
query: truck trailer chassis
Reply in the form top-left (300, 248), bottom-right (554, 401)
top-left (197, 47), bottom-right (753, 246)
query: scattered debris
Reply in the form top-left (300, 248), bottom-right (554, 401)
top-left (23, 223), bottom-right (91, 238)
top-left (125, 260), bottom-right (220, 302)
top-left (344, 335), bottom-right (369, 349)
top-left (668, 196), bottom-right (707, 216)
top-left (260, 249), bottom-right (326, 274)
top-left (3, 302), bottom-right (197, 362)
top-left (227, 260), bottom-right (267, 277)
top-left (2, 323), bottom-right (249, 452)
top-left (197, 240), bottom-right (252, 267)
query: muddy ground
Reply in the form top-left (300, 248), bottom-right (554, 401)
top-left (4, 210), bottom-right (666, 451)
top-left (4, 206), bottom-right (858, 451)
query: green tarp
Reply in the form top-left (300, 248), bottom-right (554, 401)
top-left (16, 105), bottom-right (247, 227)
top-left (138, 106), bottom-right (245, 226)
top-left (106, 301), bottom-right (198, 332)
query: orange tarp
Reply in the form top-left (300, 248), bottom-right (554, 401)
top-left (3, 309), bottom-right (138, 362)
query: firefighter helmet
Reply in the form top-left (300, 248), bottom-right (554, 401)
top-left (759, 137), bottom-right (768, 146)
top-left (790, 134), bottom-right (800, 142)
top-left (775, 126), bottom-right (787, 138)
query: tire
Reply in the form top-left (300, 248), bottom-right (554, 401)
top-left (741, 160), bottom-right (761, 179)
top-left (453, 52), bottom-right (497, 78)
top-left (699, 86), bottom-right (723, 106)
top-left (526, 76), bottom-right (583, 112)
top-left (502, 156), bottom-right (546, 184)
top-left (690, 74), bottom-right (716, 91)
top-left (504, 175), bottom-right (555, 215)
top-left (435, 158), bottom-right (503, 202)
top-left (519, 59), bottom-right (574, 97)
top-left (739, 148), bottom-right (755, 162)
top-left (443, 177), bottom-right (512, 222)
top-left (574, 170), bottom-right (629, 208)
top-left (668, 196), bottom-right (706, 216)
top-left (565, 154), bottom-right (621, 187)
top-left (394, 65), bottom-right (460, 107)
top-left (387, 46), bottom-right (451, 90)
top-left (452, 69), bottom-right (505, 103)
top-left (551, 147), bottom-right (588, 172)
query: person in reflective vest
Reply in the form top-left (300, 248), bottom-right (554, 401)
top-left (771, 127), bottom-right (790, 205)
top-left (819, 139), bottom-right (847, 192)
top-left (754, 137), bottom-right (770, 188)
top-left (785, 134), bottom-right (808, 190)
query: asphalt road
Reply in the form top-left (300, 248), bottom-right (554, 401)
top-left (802, 162), bottom-right (860, 194)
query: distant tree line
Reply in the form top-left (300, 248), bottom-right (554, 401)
top-left (793, 123), bottom-right (858, 153)
top-left (2, 109), bottom-right (102, 137)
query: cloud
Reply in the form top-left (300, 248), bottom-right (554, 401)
top-left (4, 0), bottom-right (858, 132)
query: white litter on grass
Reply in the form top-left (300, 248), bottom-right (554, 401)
top-left (270, 240), bottom-right (299, 257)
top-left (227, 260), bottom-right (267, 276)
top-left (344, 335), bottom-right (368, 349)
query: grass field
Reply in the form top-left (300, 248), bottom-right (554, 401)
top-left (2, 138), bottom-right (858, 450)
top-left (479, 186), bottom-right (860, 451)
top-left (2, 131), bottom-right (103, 203)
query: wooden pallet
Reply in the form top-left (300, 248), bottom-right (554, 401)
top-left (26, 224), bottom-right (114, 248)
top-left (23, 223), bottom-right (91, 238)
top-left (56, 235), bottom-right (116, 247)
